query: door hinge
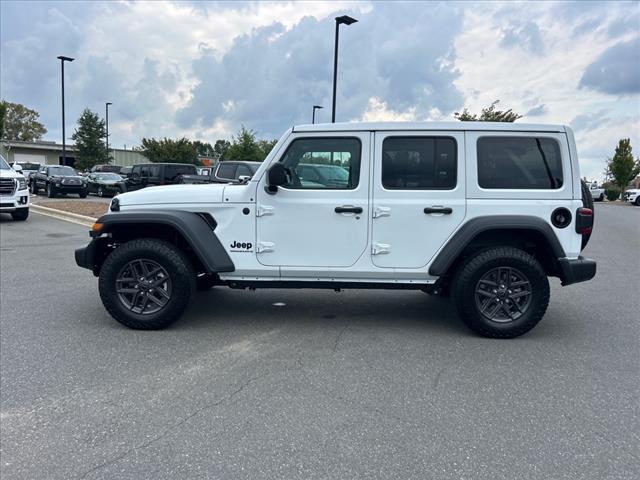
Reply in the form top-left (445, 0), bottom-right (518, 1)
top-left (256, 242), bottom-right (275, 253)
top-left (256, 205), bottom-right (274, 217)
top-left (373, 206), bottom-right (391, 218)
top-left (372, 243), bottom-right (391, 255)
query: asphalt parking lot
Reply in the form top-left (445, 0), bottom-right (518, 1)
top-left (1, 203), bottom-right (638, 480)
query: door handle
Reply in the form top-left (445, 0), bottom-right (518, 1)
top-left (424, 207), bottom-right (453, 215)
top-left (335, 206), bottom-right (363, 214)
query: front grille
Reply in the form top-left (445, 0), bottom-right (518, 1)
top-left (0, 178), bottom-right (16, 196)
top-left (61, 178), bottom-right (81, 185)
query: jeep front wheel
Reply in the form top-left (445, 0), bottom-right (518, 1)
top-left (452, 247), bottom-right (550, 338)
top-left (98, 239), bottom-right (195, 329)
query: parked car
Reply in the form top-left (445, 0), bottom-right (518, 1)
top-left (76, 121), bottom-right (596, 338)
top-left (10, 161), bottom-right (41, 179)
top-left (86, 172), bottom-right (126, 197)
top-left (0, 154), bottom-right (29, 220)
top-left (589, 183), bottom-right (605, 201)
top-left (119, 166), bottom-right (132, 177)
top-left (181, 161), bottom-right (261, 184)
top-left (90, 164), bottom-right (124, 174)
top-left (124, 163), bottom-right (198, 191)
top-left (31, 164), bottom-right (87, 198)
top-left (623, 188), bottom-right (640, 206)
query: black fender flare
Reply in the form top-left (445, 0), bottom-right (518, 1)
top-left (428, 215), bottom-right (566, 277)
top-left (77, 209), bottom-right (234, 274)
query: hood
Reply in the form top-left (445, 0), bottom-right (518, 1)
top-left (0, 169), bottom-right (22, 179)
top-left (98, 180), bottom-right (122, 185)
top-left (117, 183), bottom-right (227, 207)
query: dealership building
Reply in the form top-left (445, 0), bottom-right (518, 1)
top-left (0, 140), bottom-right (148, 169)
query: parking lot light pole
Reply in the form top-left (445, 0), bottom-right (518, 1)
top-left (312, 105), bottom-right (323, 124)
top-left (57, 55), bottom-right (74, 166)
top-left (105, 102), bottom-right (112, 162)
top-left (331, 15), bottom-right (357, 123)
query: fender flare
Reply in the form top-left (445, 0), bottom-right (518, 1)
top-left (83, 209), bottom-right (234, 273)
top-left (428, 215), bottom-right (566, 277)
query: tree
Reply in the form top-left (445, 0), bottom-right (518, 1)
top-left (140, 137), bottom-right (199, 164)
top-left (193, 140), bottom-right (215, 158)
top-left (71, 108), bottom-right (109, 171)
top-left (605, 138), bottom-right (640, 196)
top-left (257, 139), bottom-right (278, 160)
top-left (0, 100), bottom-right (47, 141)
top-left (225, 126), bottom-right (263, 161)
top-left (213, 139), bottom-right (231, 161)
top-left (454, 100), bottom-right (522, 122)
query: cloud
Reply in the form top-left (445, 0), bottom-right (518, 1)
top-left (525, 104), bottom-right (547, 117)
top-left (176, 3), bottom-right (464, 137)
top-left (500, 20), bottom-right (544, 54)
top-left (579, 37), bottom-right (640, 95)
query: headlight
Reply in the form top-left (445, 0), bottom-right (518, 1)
top-left (17, 178), bottom-right (27, 190)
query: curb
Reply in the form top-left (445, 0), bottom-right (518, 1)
top-left (30, 204), bottom-right (97, 227)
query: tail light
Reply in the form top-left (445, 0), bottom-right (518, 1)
top-left (575, 207), bottom-right (593, 235)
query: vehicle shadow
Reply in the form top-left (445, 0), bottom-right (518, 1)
top-left (178, 287), bottom-right (469, 337)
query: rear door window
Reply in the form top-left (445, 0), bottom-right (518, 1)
top-left (477, 137), bottom-right (563, 189)
top-left (164, 165), bottom-right (197, 182)
top-left (381, 137), bottom-right (457, 190)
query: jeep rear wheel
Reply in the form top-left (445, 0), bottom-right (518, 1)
top-left (452, 247), bottom-right (550, 338)
top-left (98, 239), bottom-right (195, 329)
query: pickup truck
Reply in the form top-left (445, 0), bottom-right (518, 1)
top-left (31, 164), bottom-right (87, 198)
top-left (589, 183), bottom-right (605, 201)
top-left (180, 161), bottom-right (261, 184)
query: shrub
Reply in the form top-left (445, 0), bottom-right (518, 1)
top-left (605, 186), bottom-right (620, 201)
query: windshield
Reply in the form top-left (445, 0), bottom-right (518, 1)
top-left (95, 173), bottom-right (122, 181)
top-left (49, 166), bottom-right (77, 176)
top-left (0, 155), bottom-right (10, 170)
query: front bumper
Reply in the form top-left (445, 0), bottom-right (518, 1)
top-left (53, 183), bottom-right (86, 193)
top-left (557, 256), bottom-right (596, 286)
top-left (0, 192), bottom-right (30, 211)
top-left (75, 237), bottom-right (109, 275)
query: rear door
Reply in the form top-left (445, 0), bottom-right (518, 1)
top-left (371, 131), bottom-right (466, 268)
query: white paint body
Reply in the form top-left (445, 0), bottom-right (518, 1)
top-left (0, 154), bottom-right (30, 215)
top-left (114, 122), bottom-right (585, 284)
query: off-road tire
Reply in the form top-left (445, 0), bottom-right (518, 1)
top-left (11, 208), bottom-right (29, 221)
top-left (452, 247), bottom-right (550, 339)
top-left (99, 238), bottom-right (195, 330)
top-left (580, 180), bottom-right (593, 250)
top-left (47, 183), bottom-right (55, 198)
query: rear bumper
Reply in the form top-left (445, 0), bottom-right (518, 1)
top-left (557, 256), bottom-right (596, 286)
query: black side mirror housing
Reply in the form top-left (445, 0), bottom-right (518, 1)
top-left (265, 163), bottom-right (287, 194)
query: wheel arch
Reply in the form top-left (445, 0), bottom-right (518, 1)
top-left (77, 210), bottom-right (234, 276)
top-left (429, 216), bottom-right (566, 279)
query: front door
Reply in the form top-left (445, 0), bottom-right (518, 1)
top-left (371, 131), bottom-right (466, 269)
top-left (256, 133), bottom-right (370, 269)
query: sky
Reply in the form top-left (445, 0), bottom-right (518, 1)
top-left (1, 0), bottom-right (639, 180)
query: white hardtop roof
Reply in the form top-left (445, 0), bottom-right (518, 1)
top-left (293, 121), bottom-right (567, 133)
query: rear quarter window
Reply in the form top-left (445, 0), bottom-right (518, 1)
top-left (477, 136), bottom-right (563, 189)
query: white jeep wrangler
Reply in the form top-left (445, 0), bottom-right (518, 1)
top-left (76, 122), bottom-right (596, 338)
top-left (0, 154), bottom-right (30, 221)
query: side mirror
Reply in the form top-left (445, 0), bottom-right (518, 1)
top-left (13, 164), bottom-right (23, 173)
top-left (266, 163), bottom-right (287, 194)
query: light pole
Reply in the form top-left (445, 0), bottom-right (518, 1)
top-left (105, 102), bottom-right (112, 161)
top-left (331, 15), bottom-right (357, 123)
top-left (312, 105), bottom-right (323, 124)
top-left (57, 55), bottom-right (74, 166)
